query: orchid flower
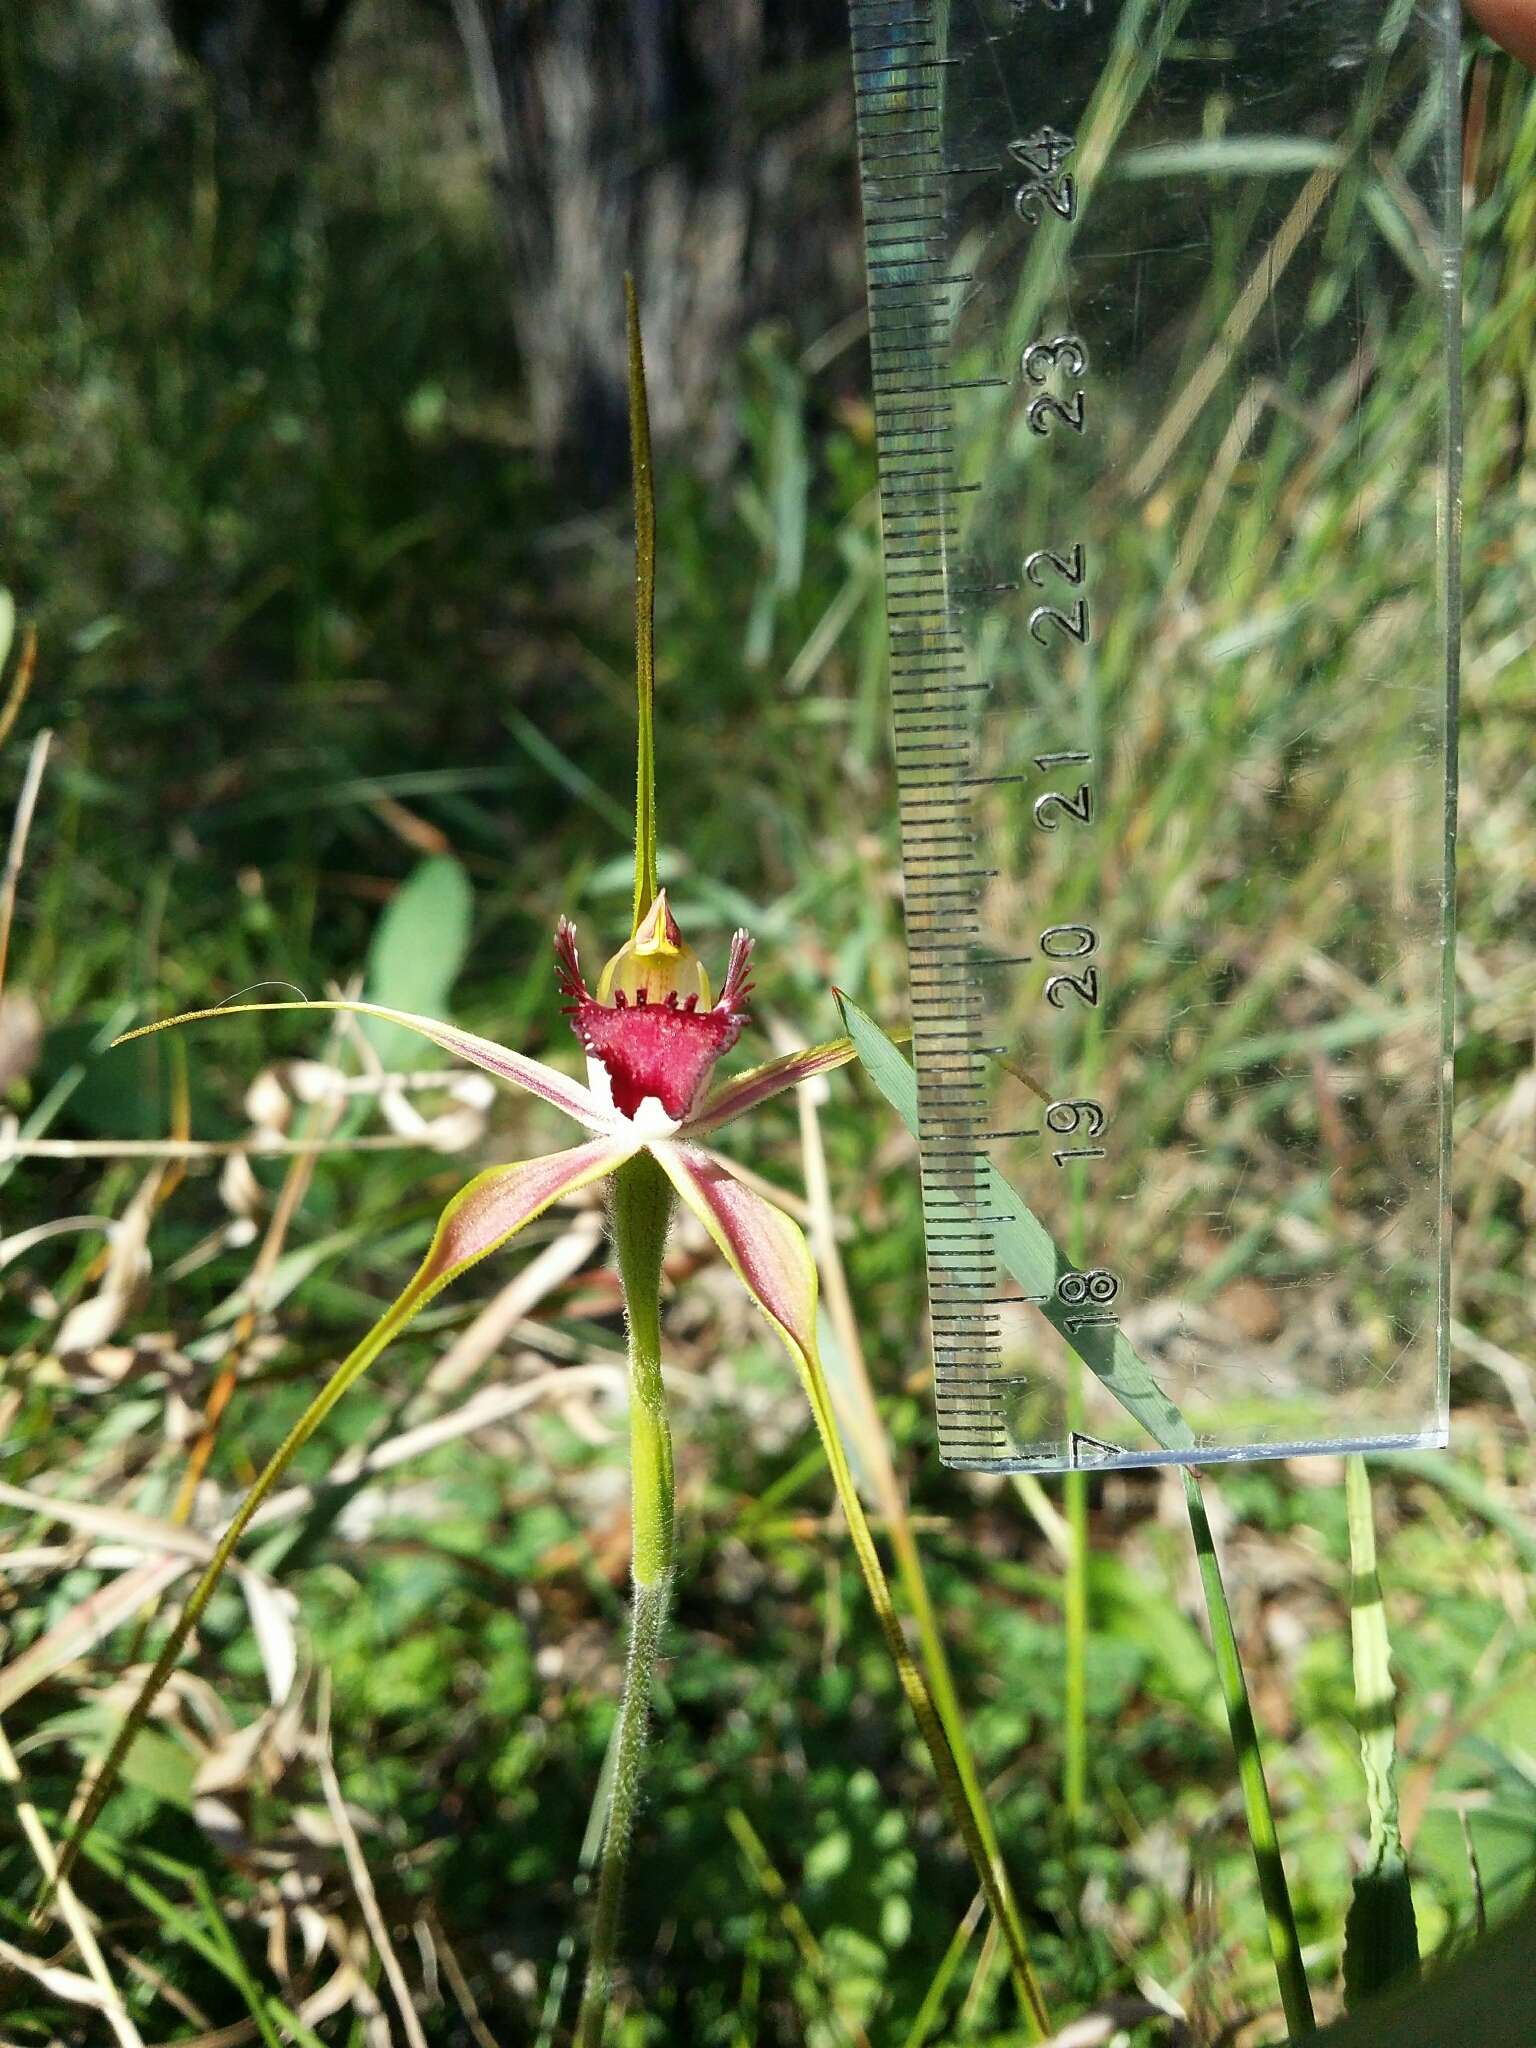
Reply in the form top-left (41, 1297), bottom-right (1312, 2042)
top-left (51, 282), bottom-right (1047, 2042)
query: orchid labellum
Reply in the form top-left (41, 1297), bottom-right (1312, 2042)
top-left (53, 282), bottom-right (1045, 2042)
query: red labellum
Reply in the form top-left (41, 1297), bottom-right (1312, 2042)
top-left (555, 911), bottom-right (753, 1122)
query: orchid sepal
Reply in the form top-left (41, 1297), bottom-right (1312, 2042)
top-left (112, 998), bottom-right (618, 1134)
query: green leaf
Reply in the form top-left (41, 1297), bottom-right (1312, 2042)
top-left (363, 853), bottom-right (473, 1068)
top-left (1318, 1900), bottom-right (1536, 2048)
top-left (42, 1706), bottom-right (197, 1810)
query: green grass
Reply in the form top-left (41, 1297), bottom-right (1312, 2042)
top-left (0, 15), bottom-right (1533, 2046)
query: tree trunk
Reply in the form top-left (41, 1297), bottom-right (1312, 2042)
top-left (163, 0), bottom-right (354, 158)
top-left (453, 0), bottom-right (853, 490)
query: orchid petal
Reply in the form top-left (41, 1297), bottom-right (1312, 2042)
top-left (650, 1141), bottom-right (1049, 2028)
top-left (650, 1145), bottom-right (821, 1359)
top-left (682, 1034), bottom-right (857, 1135)
top-left (48, 1133), bottom-right (634, 1907)
top-left (113, 1000), bottom-right (615, 1133)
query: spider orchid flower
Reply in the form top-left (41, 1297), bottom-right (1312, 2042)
top-left (95, 915), bottom-right (859, 1405)
top-left (53, 280), bottom-right (1046, 2043)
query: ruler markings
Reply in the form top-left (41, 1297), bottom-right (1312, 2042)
top-left (850, 29), bottom-right (938, 49)
top-left (858, 101), bottom-right (942, 120)
top-left (861, 142), bottom-right (948, 165)
top-left (870, 271), bottom-right (972, 290)
top-left (860, 60), bottom-right (961, 75)
top-left (852, 0), bottom-right (1015, 1471)
top-left (865, 212), bottom-right (946, 234)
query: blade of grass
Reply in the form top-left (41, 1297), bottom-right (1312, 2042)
top-left (54, 1836), bottom-right (314, 2048)
top-left (901, 1889), bottom-right (985, 2048)
top-left (0, 726), bottom-right (50, 999)
top-left (317, 1675), bottom-right (430, 2048)
top-left (662, 1139), bottom-right (1052, 2038)
top-left (0, 615), bottom-right (37, 756)
top-left (725, 1808), bottom-right (872, 2048)
top-left (534, 1706), bottom-right (622, 2048)
top-left (1063, 1464), bottom-right (1089, 1833)
top-left (1183, 1469), bottom-right (1315, 2037)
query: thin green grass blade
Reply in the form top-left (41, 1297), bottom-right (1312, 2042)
top-left (725, 1809), bottom-right (870, 2048)
top-left (1183, 1469), bottom-right (1315, 2038)
top-left (902, 1891), bottom-right (984, 2048)
top-left (836, 993), bottom-right (1316, 2036)
top-left (659, 1141), bottom-right (1050, 2037)
top-left (795, 1070), bottom-right (1039, 2023)
top-left (1342, 1455), bottom-right (1418, 2006)
top-left (69, 1839), bottom-right (327, 2048)
top-left (624, 274), bottom-right (658, 932)
top-left (1063, 1467), bottom-right (1089, 1832)
top-left (535, 1714), bottom-right (623, 2048)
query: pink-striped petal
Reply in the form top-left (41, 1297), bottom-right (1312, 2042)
top-left (682, 1035), bottom-right (856, 1135)
top-left (407, 1135), bottom-right (635, 1301)
top-left (649, 1142), bottom-right (820, 1365)
top-left (114, 1000), bottom-right (615, 1133)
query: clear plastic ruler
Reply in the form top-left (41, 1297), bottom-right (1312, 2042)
top-left (848, 1), bottom-right (1461, 1473)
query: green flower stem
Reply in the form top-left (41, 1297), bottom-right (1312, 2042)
top-left (577, 1152), bottom-right (676, 2046)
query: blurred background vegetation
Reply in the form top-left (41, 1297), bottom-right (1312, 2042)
top-left (0, 2), bottom-right (1532, 2042)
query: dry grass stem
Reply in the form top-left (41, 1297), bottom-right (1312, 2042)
top-left (0, 726), bottom-right (51, 998)
top-left (0, 1719), bottom-right (146, 2048)
top-left (316, 1679), bottom-right (430, 2048)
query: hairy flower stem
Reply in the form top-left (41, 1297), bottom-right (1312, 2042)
top-left (577, 1151), bottom-right (676, 2046)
